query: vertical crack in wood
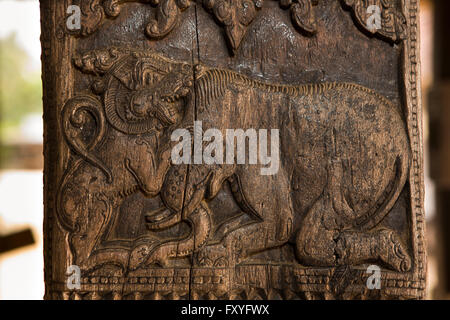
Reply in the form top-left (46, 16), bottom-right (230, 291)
top-left (187, 3), bottom-right (201, 300)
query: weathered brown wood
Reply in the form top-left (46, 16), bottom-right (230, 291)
top-left (41, 0), bottom-right (426, 299)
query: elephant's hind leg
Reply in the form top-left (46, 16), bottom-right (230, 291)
top-left (295, 194), bottom-right (339, 267)
top-left (295, 194), bottom-right (411, 272)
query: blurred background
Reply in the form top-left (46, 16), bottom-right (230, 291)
top-left (0, 0), bottom-right (448, 299)
top-left (0, 0), bottom-right (43, 299)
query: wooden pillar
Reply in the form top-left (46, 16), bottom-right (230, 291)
top-left (41, 0), bottom-right (426, 300)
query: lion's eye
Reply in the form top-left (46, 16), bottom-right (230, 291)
top-left (132, 101), bottom-right (147, 116)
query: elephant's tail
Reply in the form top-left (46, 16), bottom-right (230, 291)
top-left (353, 148), bottom-right (410, 231)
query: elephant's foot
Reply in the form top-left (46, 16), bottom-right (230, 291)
top-left (335, 229), bottom-right (411, 272)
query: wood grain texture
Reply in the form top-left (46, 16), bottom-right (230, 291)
top-left (41, 0), bottom-right (426, 299)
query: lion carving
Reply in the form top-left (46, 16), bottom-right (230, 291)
top-left (58, 48), bottom-right (412, 274)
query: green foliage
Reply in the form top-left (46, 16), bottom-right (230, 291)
top-left (0, 33), bottom-right (42, 142)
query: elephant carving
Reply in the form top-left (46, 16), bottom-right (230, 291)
top-left (58, 47), bottom-right (412, 274)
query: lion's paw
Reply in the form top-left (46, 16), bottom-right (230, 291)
top-left (377, 229), bottom-right (412, 272)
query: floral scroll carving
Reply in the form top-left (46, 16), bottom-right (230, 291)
top-left (343, 0), bottom-right (407, 42)
top-left (67, 0), bottom-right (316, 52)
top-left (279, 0), bottom-right (319, 35)
top-left (202, 0), bottom-right (264, 52)
top-left (67, 0), bottom-right (406, 54)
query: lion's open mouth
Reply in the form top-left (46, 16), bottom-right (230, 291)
top-left (145, 207), bottom-right (181, 230)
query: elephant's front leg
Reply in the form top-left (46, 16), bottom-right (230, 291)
top-left (335, 229), bottom-right (412, 272)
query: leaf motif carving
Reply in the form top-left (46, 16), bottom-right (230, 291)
top-left (279, 0), bottom-right (318, 35)
top-left (343, 0), bottom-right (407, 42)
top-left (66, 0), bottom-right (407, 55)
top-left (202, 0), bottom-right (263, 52)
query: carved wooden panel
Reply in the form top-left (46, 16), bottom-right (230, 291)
top-left (41, 0), bottom-right (426, 299)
